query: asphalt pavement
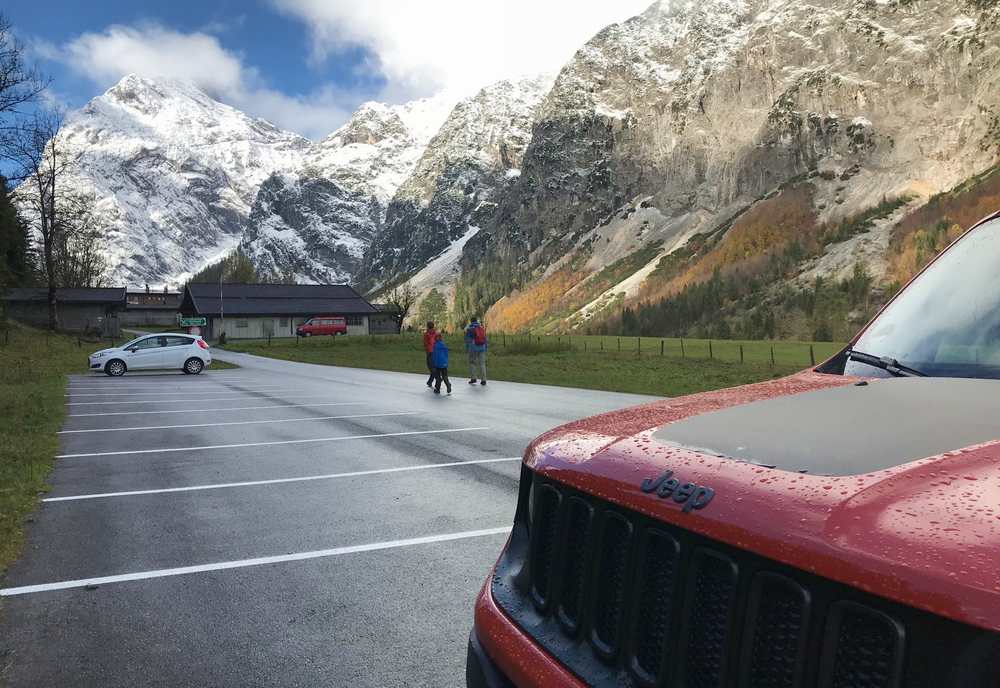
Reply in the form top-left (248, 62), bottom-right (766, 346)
top-left (0, 348), bottom-right (654, 687)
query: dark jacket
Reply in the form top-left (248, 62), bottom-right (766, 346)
top-left (432, 339), bottom-right (449, 369)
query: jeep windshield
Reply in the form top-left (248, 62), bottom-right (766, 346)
top-left (844, 215), bottom-right (1000, 379)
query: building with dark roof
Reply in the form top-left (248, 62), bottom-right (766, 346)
top-left (369, 303), bottom-right (403, 335)
top-left (180, 283), bottom-right (378, 339)
top-left (2, 287), bottom-right (126, 335)
top-left (122, 288), bottom-right (183, 327)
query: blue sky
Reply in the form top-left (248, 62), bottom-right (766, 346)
top-left (6, 0), bottom-right (652, 139)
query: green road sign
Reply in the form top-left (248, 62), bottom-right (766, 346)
top-left (179, 317), bottom-right (207, 327)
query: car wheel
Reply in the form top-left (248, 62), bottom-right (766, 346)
top-left (184, 357), bottom-right (205, 375)
top-left (105, 359), bottom-right (126, 377)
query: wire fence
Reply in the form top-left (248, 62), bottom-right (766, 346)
top-left (486, 333), bottom-right (843, 367)
top-left (283, 331), bottom-right (846, 368)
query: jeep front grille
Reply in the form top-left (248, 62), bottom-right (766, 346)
top-left (490, 467), bottom-right (999, 688)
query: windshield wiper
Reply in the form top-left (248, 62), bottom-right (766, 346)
top-left (847, 350), bottom-right (927, 377)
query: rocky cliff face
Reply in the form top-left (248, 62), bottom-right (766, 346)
top-left (240, 96), bottom-right (454, 283)
top-left (52, 0), bottom-right (1000, 334)
top-left (57, 75), bottom-right (310, 285)
top-left (462, 0), bottom-right (1000, 331)
top-left (361, 75), bottom-right (553, 291)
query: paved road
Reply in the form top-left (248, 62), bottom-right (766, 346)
top-left (0, 350), bottom-right (654, 687)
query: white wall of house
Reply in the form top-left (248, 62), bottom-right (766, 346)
top-left (210, 315), bottom-right (369, 339)
top-left (346, 315), bottom-right (369, 336)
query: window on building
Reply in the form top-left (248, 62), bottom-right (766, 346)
top-left (280, 318), bottom-right (289, 327)
top-left (346, 315), bottom-right (363, 326)
top-left (236, 320), bottom-right (248, 329)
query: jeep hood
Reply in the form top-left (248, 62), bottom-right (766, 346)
top-left (525, 371), bottom-right (1000, 631)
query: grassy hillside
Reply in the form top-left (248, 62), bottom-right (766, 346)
top-left (455, 162), bottom-right (1000, 342)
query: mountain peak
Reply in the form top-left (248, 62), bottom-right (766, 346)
top-left (102, 73), bottom-right (210, 109)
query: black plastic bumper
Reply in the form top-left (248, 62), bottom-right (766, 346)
top-left (466, 629), bottom-right (514, 688)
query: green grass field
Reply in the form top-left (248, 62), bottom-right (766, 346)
top-left (225, 333), bottom-right (845, 397)
top-left (0, 324), bottom-right (88, 573)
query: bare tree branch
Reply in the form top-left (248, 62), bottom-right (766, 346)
top-left (0, 13), bottom-right (48, 118)
top-left (7, 110), bottom-right (90, 329)
top-left (384, 283), bottom-right (417, 331)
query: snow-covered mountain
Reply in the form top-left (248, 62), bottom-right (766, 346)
top-left (461, 0), bottom-right (1000, 333)
top-left (58, 75), bottom-right (310, 285)
top-left (52, 0), bottom-right (1000, 341)
top-left (240, 94), bottom-right (455, 284)
top-left (361, 74), bottom-right (554, 294)
top-left (56, 75), bottom-right (456, 286)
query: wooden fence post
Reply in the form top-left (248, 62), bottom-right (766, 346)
top-left (810, 345), bottom-right (816, 366)
top-left (617, 337), bottom-right (621, 352)
top-left (637, 337), bottom-right (641, 356)
top-left (770, 346), bottom-right (775, 366)
top-left (709, 340), bottom-right (713, 359)
top-left (660, 340), bottom-right (664, 356)
top-left (740, 344), bottom-right (744, 363)
top-left (680, 339), bottom-right (685, 358)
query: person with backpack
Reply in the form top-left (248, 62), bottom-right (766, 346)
top-left (465, 316), bottom-right (488, 386)
top-left (431, 333), bottom-right (452, 394)
top-left (422, 321), bottom-right (437, 388)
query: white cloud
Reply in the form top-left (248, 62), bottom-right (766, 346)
top-left (49, 24), bottom-right (354, 138)
top-left (269, 0), bottom-right (654, 100)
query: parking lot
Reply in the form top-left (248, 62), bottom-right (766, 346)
top-left (0, 350), bottom-right (652, 687)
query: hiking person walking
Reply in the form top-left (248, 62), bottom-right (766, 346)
top-left (463, 319), bottom-right (474, 380)
top-left (422, 321), bottom-right (437, 388)
top-left (431, 333), bottom-right (452, 394)
top-left (465, 316), bottom-right (488, 386)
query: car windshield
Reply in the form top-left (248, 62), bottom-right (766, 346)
top-left (845, 216), bottom-right (1000, 379)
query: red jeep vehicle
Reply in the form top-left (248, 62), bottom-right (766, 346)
top-left (296, 316), bottom-right (347, 337)
top-left (468, 211), bottom-right (1000, 687)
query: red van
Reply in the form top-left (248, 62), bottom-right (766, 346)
top-left (296, 316), bottom-right (347, 337)
top-left (467, 210), bottom-right (1000, 687)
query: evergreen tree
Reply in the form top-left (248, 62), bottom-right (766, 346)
top-left (189, 249), bottom-right (262, 284)
top-left (0, 176), bottom-right (32, 289)
top-left (417, 288), bottom-right (449, 329)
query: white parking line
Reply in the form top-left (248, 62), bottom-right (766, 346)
top-left (43, 457), bottom-right (521, 501)
top-left (0, 527), bottom-right (511, 597)
top-left (66, 388), bottom-right (292, 397)
top-left (68, 402), bottom-right (364, 418)
top-left (56, 427), bottom-right (490, 458)
top-left (68, 394), bottom-right (339, 406)
top-left (59, 411), bottom-right (418, 434)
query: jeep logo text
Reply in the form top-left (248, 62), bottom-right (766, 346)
top-left (640, 470), bottom-right (715, 513)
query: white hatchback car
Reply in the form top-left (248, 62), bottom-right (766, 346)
top-left (89, 333), bottom-right (213, 376)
